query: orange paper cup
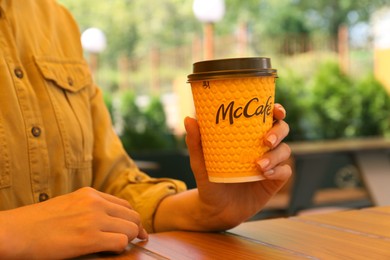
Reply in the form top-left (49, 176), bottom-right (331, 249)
top-left (188, 57), bottom-right (277, 183)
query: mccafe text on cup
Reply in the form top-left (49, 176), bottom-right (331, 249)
top-left (188, 57), bottom-right (277, 183)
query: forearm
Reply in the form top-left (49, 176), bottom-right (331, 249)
top-left (153, 189), bottom-right (200, 232)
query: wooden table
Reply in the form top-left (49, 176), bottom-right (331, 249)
top-left (287, 137), bottom-right (390, 215)
top-left (88, 206), bottom-right (390, 259)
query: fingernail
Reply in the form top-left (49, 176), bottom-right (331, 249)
top-left (257, 158), bottom-right (270, 170)
top-left (266, 134), bottom-right (277, 147)
top-left (279, 106), bottom-right (286, 117)
top-left (184, 116), bottom-right (190, 127)
top-left (141, 229), bottom-right (149, 241)
top-left (184, 117), bottom-right (191, 132)
top-left (275, 104), bottom-right (286, 116)
top-left (263, 169), bottom-right (275, 176)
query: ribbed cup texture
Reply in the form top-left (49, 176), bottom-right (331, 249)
top-left (191, 76), bottom-right (275, 183)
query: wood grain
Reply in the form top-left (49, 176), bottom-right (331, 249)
top-left (296, 209), bottom-right (390, 240)
top-left (86, 206), bottom-right (390, 259)
top-left (229, 216), bottom-right (390, 259)
top-left (132, 231), bottom-right (309, 259)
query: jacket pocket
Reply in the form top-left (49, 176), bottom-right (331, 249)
top-left (34, 56), bottom-right (93, 169)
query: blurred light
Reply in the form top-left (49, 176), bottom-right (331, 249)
top-left (350, 22), bottom-right (370, 48)
top-left (373, 8), bottom-right (390, 49)
top-left (192, 0), bottom-right (225, 23)
top-left (81, 27), bottom-right (107, 53)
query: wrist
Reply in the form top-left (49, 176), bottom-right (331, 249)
top-left (154, 189), bottom-right (238, 232)
top-left (154, 189), bottom-right (206, 232)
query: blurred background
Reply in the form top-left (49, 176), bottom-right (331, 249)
top-left (59, 0), bottom-right (390, 217)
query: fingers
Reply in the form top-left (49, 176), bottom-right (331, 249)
top-left (184, 116), bottom-right (202, 154)
top-left (137, 225), bottom-right (149, 240)
top-left (98, 229), bottom-right (148, 254)
top-left (258, 103), bottom-right (291, 180)
top-left (75, 187), bottom-right (132, 210)
top-left (273, 103), bottom-right (286, 120)
top-left (96, 189), bottom-right (133, 210)
top-left (77, 187), bottom-right (148, 242)
top-left (256, 142), bottom-right (291, 179)
top-left (184, 117), bottom-right (208, 180)
top-left (103, 201), bottom-right (148, 241)
top-left (264, 120), bottom-right (289, 148)
top-left (101, 216), bottom-right (140, 238)
top-left (94, 233), bottom-right (129, 254)
top-left (261, 104), bottom-right (289, 148)
top-left (101, 215), bottom-right (148, 241)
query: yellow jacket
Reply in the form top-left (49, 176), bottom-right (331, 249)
top-left (0, 0), bottom-right (185, 232)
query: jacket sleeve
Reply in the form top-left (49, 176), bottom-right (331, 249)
top-left (89, 86), bottom-right (187, 233)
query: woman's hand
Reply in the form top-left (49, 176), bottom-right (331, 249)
top-left (184, 103), bottom-right (291, 230)
top-left (0, 187), bottom-right (148, 259)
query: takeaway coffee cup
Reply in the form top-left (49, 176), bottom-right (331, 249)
top-left (187, 57), bottom-right (277, 183)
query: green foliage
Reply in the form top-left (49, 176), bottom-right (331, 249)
top-left (59, 0), bottom-right (197, 62)
top-left (58, 0), bottom-right (390, 144)
top-left (58, 0), bottom-right (388, 62)
top-left (130, 0), bottom-right (197, 51)
top-left (309, 62), bottom-right (360, 139)
top-left (275, 71), bottom-right (308, 141)
top-left (144, 97), bottom-right (169, 130)
top-left (112, 91), bottom-right (178, 152)
top-left (297, 0), bottom-right (388, 35)
top-left (258, 1), bottom-right (310, 36)
top-left (276, 60), bottom-right (390, 141)
top-left (355, 75), bottom-right (390, 137)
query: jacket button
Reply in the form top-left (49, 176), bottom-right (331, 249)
top-left (67, 77), bottom-right (74, 86)
top-left (39, 193), bottom-right (49, 202)
top-left (31, 126), bottom-right (42, 137)
top-left (14, 68), bottom-right (24, 79)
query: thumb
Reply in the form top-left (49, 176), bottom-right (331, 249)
top-left (184, 117), bottom-right (208, 179)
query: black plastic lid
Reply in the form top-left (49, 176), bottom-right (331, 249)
top-left (187, 57), bottom-right (277, 82)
